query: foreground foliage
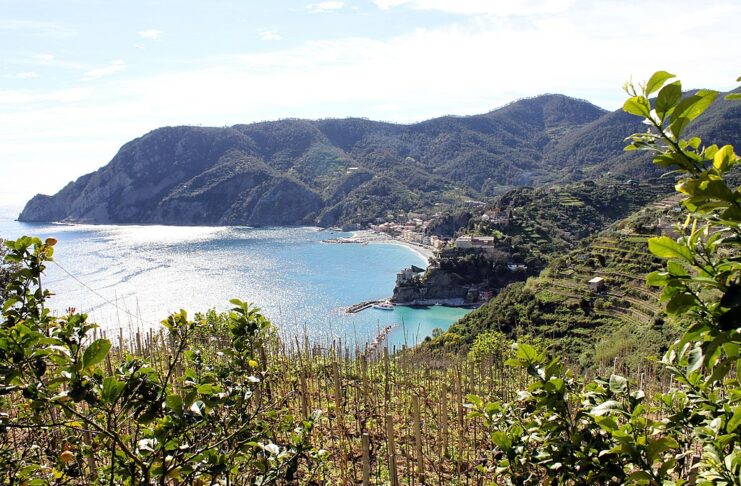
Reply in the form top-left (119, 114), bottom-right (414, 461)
top-left (466, 72), bottom-right (741, 484)
top-left (1, 72), bottom-right (739, 485)
top-left (0, 238), bottom-right (319, 484)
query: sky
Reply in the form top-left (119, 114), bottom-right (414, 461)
top-left (1, 0), bottom-right (740, 210)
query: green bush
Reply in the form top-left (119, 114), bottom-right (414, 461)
top-left (468, 72), bottom-right (741, 484)
top-left (0, 237), bottom-right (320, 484)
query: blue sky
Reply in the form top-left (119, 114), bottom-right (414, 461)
top-left (1, 0), bottom-right (740, 209)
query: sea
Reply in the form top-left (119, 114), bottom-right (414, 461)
top-left (0, 213), bottom-right (470, 349)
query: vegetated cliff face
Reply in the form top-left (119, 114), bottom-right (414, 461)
top-left (19, 92), bottom-right (739, 227)
top-left (391, 178), bottom-right (676, 305)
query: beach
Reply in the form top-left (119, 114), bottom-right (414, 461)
top-left (352, 230), bottom-right (434, 261)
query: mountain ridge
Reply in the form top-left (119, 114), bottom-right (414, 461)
top-left (19, 92), bottom-right (739, 227)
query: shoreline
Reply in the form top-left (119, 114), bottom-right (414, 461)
top-left (351, 230), bottom-right (434, 261)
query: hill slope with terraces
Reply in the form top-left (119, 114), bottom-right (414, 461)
top-left (432, 194), bottom-right (685, 369)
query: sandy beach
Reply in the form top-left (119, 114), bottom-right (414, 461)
top-left (352, 230), bottom-right (434, 261)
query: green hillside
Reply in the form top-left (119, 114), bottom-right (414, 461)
top-left (432, 195), bottom-right (686, 369)
top-left (20, 91), bottom-right (739, 228)
top-left (471, 178), bottom-right (673, 272)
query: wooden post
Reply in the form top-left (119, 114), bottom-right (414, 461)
top-left (455, 367), bottom-right (464, 466)
top-left (384, 346), bottom-right (391, 416)
top-left (362, 433), bottom-right (371, 486)
top-left (412, 394), bottom-right (425, 478)
top-left (361, 355), bottom-right (369, 409)
top-left (440, 381), bottom-right (448, 457)
top-left (299, 368), bottom-right (309, 419)
top-left (332, 361), bottom-right (343, 425)
top-left (386, 414), bottom-right (399, 486)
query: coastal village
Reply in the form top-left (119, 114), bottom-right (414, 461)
top-left (331, 208), bottom-right (533, 312)
top-left (331, 182), bottom-right (667, 315)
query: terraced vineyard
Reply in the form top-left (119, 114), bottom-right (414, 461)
top-left (469, 179), bottom-right (675, 273)
top-left (438, 194), bottom-right (684, 370)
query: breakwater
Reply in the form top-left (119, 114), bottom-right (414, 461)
top-left (346, 300), bottom-right (384, 313)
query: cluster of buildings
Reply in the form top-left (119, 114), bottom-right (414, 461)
top-left (455, 235), bottom-right (497, 253)
top-left (370, 215), bottom-right (448, 250)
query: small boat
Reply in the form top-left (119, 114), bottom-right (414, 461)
top-left (372, 302), bottom-right (394, 310)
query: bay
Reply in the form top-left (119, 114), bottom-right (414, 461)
top-left (0, 218), bottom-right (470, 348)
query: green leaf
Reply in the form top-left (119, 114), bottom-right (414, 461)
top-left (680, 89), bottom-right (718, 120)
top-left (647, 436), bottom-right (679, 464)
top-left (727, 406), bottom-right (741, 433)
top-left (197, 383), bottom-right (221, 395)
top-left (515, 343), bottom-right (539, 363)
top-left (648, 236), bottom-right (693, 261)
top-left (655, 81), bottom-right (682, 120)
top-left (687, 346), bottom-right (703, 373)
top-left (627, 470), bottom-right (653, 482)
top-left (465, 394), bottom-right (483, 409)
top-left (669, 90), bottom-right (718, 137)
top-left (713, 145), bottom-right (736, 172)
top-left (504, 358), bottom-right (522, 368)
top-left (82, 339), bottom-right (111, 369)
top-left (646, 71), bottom-right (675, 96)
top-left (609, 374), bottom-right (628, 394)
top-left (101, 377), bottom-right (124, 404)
top-left (592, 415), bottom-right (618, 432)
top-left (623, 96), bottom-right (651, 117)
top-left (491, 431), bottom-right (512, 451)
top-left (667, 261), bottom-right (688, 277)
top-left (666, 292), bottom-right (697, 314)
top-left (166, 394), bottom-right (184, 416)
top-left (646, 271), bottom-right (669, 287)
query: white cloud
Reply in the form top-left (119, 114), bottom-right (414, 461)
top-left (13, 54), bottom-right (84, 70)
top-left (46, 87), bottom-right (92, 103)
top-left (0, 90), bottom-right (36, 104)
top-left (15, 71), bottom-right (39, 79)
top-left (82, 60), bottom-right (126, 81)
top-left (137, 29), bottom-right (164, 40)
top-left (33, 53), bottom-right (54, 62)
top-left (307, 1), bottom-right (346, 13)
top-left (373, 0), bottom-right (576, 15)
top-left (0, 87), bottom-right (92, 105)
top-left (259, 29), bottom-right (282, 41)
top-left (0, 19), bottom-right (76, 38)
top-left (1, 0), bottom-right (740, 205)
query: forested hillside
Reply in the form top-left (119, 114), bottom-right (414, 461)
top-left (19, 91), bottom-right (741, 227)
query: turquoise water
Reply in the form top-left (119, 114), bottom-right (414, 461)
top-left (0, 218), bottom-right (470, 348)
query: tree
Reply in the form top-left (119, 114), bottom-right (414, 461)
top-left (0, 237), bottom-right (320, 484)
top-left (0, 238), bottom-right (19, 306)
top-left (624, 71), bottom-right (741, 483)
top-left (469, 72), bottom-right (741, 484)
